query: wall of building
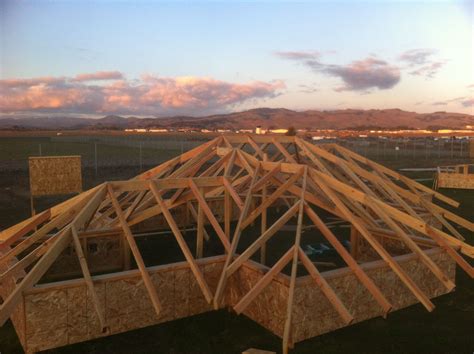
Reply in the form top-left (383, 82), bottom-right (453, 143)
top-left (8, 248), bottom-right (455, 353)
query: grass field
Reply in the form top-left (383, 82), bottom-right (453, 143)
top-left (0, 134), bottom-right (472, 354)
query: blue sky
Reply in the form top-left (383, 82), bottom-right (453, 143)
top-left (1, 0), bottom-right (473, 117)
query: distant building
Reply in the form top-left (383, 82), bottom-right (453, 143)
top-left (149, 128), bottom-right (168, 133)
top-left (269, 128), bottom-right (288, 134)
top-left (124, 128), bottom-right (147, 133)
top-left (255, 126), bottom-right (262, 135)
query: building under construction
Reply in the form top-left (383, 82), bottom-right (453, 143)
top-left (0, 135), bottom-right (473, 354)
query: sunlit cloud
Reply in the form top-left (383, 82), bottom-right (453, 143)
top-left (323, 58), bottom-right (400, 92)
top-left (277, 52), bottom-right (401, 92)
top-left (0, 72), bottom-right (285, 115)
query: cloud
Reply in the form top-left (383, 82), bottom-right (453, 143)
top-left (461, 98), bottom-right (474, 107)
top-left (275, 51), bottom-right (320, 60)
top-left (398, 48), bottom-right (445, 78)
top-left (399, 48), bottom-right (436, 66)
top-left (322, 58), bottom-right (400, 92)
top-left (276, 52), bottom-right (400, 92)
top-left (0, 72), bottom-right (285, 115)
top-left (431, 96), bottom-right (473, 108)
top-left (72, 71), bottom-right (124, 82)
top-left (298, 84), bottom-right (319, 94)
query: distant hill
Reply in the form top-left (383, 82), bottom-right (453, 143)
top-left (0, 108), bottom-right (473, 130)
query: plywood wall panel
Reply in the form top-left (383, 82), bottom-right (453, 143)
top-left (29, 156), bottom-right (82, 196)
top-left (24, 289), bottom-right (68, 352)
top-left (66, 286), bottom-right (88, 345)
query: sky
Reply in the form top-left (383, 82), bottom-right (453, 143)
top-left (0, 0), bottom-right (473, 118)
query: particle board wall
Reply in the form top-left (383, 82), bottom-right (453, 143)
top-left (15, 249), bottom-right (455, 353)
top-left (20, 256), bottom-right (225, 353)
top-left (29, 156), bottom-right (82, 197)
top-left (0, 249), bottom-right (27, 349)
top-left (291, 249), bottom-right (455, 343)
top-left (437, 173), bottom-right (474, 189)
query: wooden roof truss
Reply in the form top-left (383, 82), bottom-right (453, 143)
top-left (0, 135), bottom-right (473, 353)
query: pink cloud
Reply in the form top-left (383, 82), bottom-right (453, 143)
top-left (0, 72), bottom-right (284, 115)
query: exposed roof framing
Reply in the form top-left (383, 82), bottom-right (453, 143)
top-left (1, 135), bottom-right (473, 353)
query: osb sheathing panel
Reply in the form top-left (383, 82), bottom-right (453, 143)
top-left (226, 263), bottom-right (289, 338)
top-left (437, 173), bottom-right (474, 189)
top-left (21, 256), bottom-right (226, 353)
top-left (29, 156), bottom-right (82, 196)
top-left (19, 250), bottom-right (455, 352)
top-left (291, 249), bottom-right (455, 343)
top-left (0, 250), bottom-right (26, 349)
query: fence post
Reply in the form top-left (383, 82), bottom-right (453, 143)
top-left (38, 144), bottom-right (42, 156)
top-left (139, 142), bottom-right (143, 172)
top-left (94, 142), bottom-right (98, 177)
top-left (451, 138), bottom-right (454, 158)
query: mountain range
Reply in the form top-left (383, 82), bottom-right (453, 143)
top-left (0, 108), bottom-right (473, 131)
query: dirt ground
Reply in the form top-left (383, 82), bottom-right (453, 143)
top-left (0, 135), bottom-right (473, 354)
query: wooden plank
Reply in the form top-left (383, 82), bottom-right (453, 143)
top-left (227, 202), bottom-right (300, 276)
top-left (213, 164), bottom-right (262, 309)
top-left (273, 138), bottom-right (297, 164)
top-left (188, 179), bottom-right (231, 252)
top-left (222, 177), bottom-right (244, 211)
top-left (304, 204), bottom-right (392, 314)
top-left (309, 172), bottom-right (436, 312)
top-left (282, 168), bottom-right (307, 352)
top-left (197, 189), bottom-right (204, 258)
top-left (0, 210), bottom-right (51, 250)
top-left (233, 245), bottom-right (295, 314)
top-left (188, 202), bottom-right (210, 241)
top-left (368, 205), bottom-right (455, 291)
top-left (0, 185), bottom-right (107, 326)
top-left (247, 135), bottom-right (266, 159)
top-left (150, 181), bottom-right (213, 303)
top-left (313, 170), bottom-right (474, 258)
top-left (107, 184), bottom-right (163, 315)
top-left (332, 144), bottom-right (459, 207)
top-left (71, 225), bottom-right (107, 332)
top-left (260, 154), bottom-right (268, 265)
top-left (242, 169), bottom-right (304, 229)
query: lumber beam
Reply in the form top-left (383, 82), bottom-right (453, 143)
top-left (188, 179), bottom-right (231, 252)
top-left (108, 184), bottom-right (163, 315)
top-left (213, 164), bottom-right (262, 309)
top-left (304, 204), bottom-right (392, 314)
top-left (0, 185), bottom-right (107, 326)
top-left (150, 181), bottom-right (213, 303)
top-left (310, 172), bottom-right (436, 312)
